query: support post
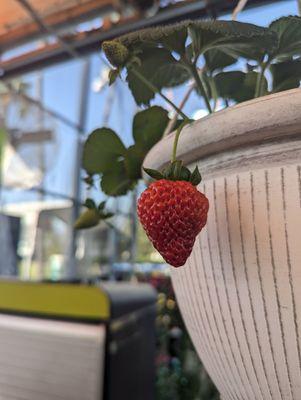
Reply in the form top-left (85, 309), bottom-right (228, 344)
top-left (66, 59), bottom-right (90, 279)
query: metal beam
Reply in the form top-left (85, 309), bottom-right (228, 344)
top-left (0, 0), bottom-right (113, 52)
top-left (10, 129), bottom-right (53, 147)
top-left (2, 81), bottom-right (83, 132)
top-left (16, 0), bottom-right (80, 59)
top-left (66, 59), bottom-right (91, 278)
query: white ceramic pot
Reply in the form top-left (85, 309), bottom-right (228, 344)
top-left (144, 89), bottom-right (301, 400)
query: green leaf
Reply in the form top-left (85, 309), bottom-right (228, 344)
top-left (213, 71), bottom-right (244, 99)
top-left (108, 69), bottom-right (119, 85)
top-left (153, 62), bottom-right (191, 88)
top-left (160, 27), bottom-right (188, 55)
top-left (74, 209), bottom-right (100, 230)
top-left (101, 160), bottom-right (134, 196)
top-left (244, 71), bottom-right (268, 99)
top-left (124, 145), bottom-right (145, 180)
top-left (204, 49), bottom-right (237, 72)
top-left (127, 68), bottom-right (154, 105)
top-left (133, 106), bottom-right (169, 151)
top-left (172, 160), bottom-right (183, 180)
top-left (117, 20), bottom-right (274, 60)
top-left (188, 20), bottom-right (276, 61)
top-left (162, 162), bottom-right (174, 179)
top-left (118, 19), bottom-right (275, 62)
top-left (117, 21), bottom-right (188, 54)
top-left (84, 198), bottom-right (96, 209)
top-left (179, 165), bottom-right (191, 181)
top-left (162, 161), bottom-right (192, 181)
top-left (269, 16), bottom-right (301, 60)
top-left (143, 168), bottom-right (164, 180)
top-left (270, 59), bottom-right (301, 92)
top-left (98, 201), bottom-right (106, 211)
top-left (83, 175), bottom-right (94, 187)
top-left (117, 21), bottom-right (190, 49)
top-left (82, 128), bottom-right (126, 175)
top-left (190, 166), bottom-right (202, 185)
top-left (214, 71), bottom-right (267, 103)
top-left (99, 211), bottom-right (114, 219)
top-left (126, 47), bottom-right (190, 105)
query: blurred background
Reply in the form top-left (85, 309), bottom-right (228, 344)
top-left (0, 1), bottom-right (299, 399)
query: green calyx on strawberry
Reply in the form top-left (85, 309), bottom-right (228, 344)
top-left (137, 160), bottom-right (209, 268)
top-left (74, 199), bottom-right (113, 230)
top-left (144, 159), bottom-right (202, 186)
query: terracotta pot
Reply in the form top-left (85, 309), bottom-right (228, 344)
top-left (144, 89), bottom-right (301, 400)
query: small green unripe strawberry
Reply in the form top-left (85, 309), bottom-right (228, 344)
top-left (74, 209), bottom-right (100, 229)
top-left (102, 41), bottom-right (129, 67)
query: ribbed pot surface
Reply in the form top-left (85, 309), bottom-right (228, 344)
top-left (144, 89), bottom-right (301, 400)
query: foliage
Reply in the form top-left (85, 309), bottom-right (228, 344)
top-left (144, 160), bottom-right (202, 185)
top-left (102, 16), bottom-right (301, 107)
top-left (75, 14), bottom-right (301, 397)
top-left (76, 15), bottom-right (301, 229)
top-left (82, 106), bottom-right (169, 194)
top-left (76, 106), bottom-right (173, 227)
top-left (74, 199), bottom-right (113, 229)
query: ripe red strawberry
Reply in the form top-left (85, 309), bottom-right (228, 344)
top-left (137, 177), bottom-right (209, 267)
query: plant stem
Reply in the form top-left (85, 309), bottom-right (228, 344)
top-left (163, 84), bottom-right (195, 137)
top-left (186, 63), bottom-right (212, 113)
top-left (171, 122), bottom-right (187, 162)
top-left (209, 75), bottom-right (218, 111)
top-left (255, 63), bottom-right (267, 98)
top-left (131, 68), bottom-right (189, 120)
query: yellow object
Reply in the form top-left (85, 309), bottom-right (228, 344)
top-left (0, 280), bottom-right (110, 320)
top-left (166, 299), bottom-right (175, 310)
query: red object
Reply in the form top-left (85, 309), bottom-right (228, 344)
top-left (137, 179), bottom-right (209, 267)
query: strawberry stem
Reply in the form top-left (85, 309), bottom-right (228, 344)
top-left (171, 121), bottom-right (189, 162)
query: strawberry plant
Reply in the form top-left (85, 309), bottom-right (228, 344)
top-left (76, 16), bottom-right (301, 266)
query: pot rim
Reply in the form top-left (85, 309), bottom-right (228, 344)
top-left (143, 88), bottom-right (301, 172)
